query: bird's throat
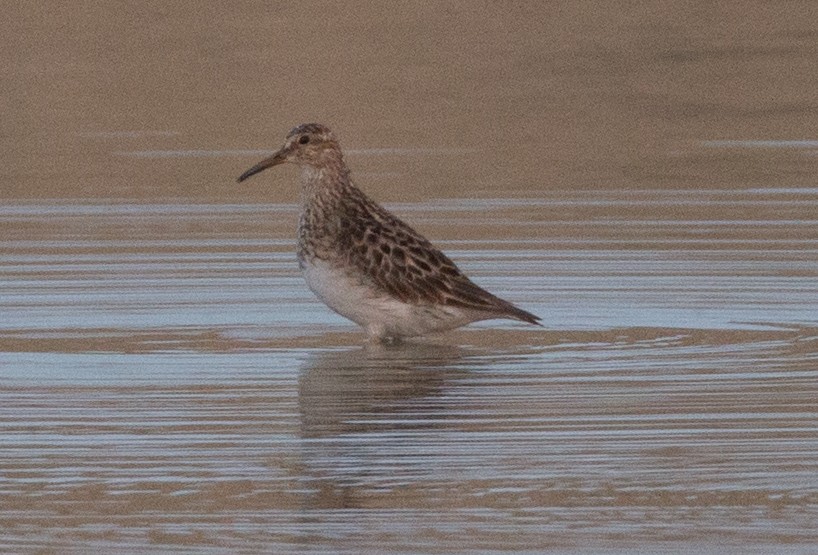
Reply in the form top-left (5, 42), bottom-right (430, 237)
top-left (298, 163), bottom-right (350, 207)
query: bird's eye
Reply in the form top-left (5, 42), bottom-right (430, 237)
top-left (298, 135), bottom-right (310, 145)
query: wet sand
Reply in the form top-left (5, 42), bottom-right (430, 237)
top-left (3, 2), bottom-right (818, 553)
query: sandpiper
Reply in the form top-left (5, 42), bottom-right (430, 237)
top-left (238, 123), bottom-right (540, 340)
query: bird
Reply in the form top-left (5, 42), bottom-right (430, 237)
top-left (238, 123), bottom-right (540, 341)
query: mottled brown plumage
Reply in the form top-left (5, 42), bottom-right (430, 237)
top-left (238, 123), bottom-right (540, 339)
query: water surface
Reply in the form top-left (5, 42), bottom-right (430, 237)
top-left (1, 195), bottom-right (817, 553)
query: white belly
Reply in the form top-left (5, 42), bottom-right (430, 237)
top-left (301, 258), bottom-right (471, 338)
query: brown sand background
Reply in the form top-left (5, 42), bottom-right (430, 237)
top-left (5, 1), bottom-right (818, 201)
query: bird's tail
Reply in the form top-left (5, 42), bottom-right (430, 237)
top-left (504, 303), bottom-right (541, 326)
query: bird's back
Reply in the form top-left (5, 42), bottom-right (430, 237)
top-left (298, 180), bottom-right (540, 337)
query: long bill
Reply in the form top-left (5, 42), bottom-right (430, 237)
top-left (237, 149), bottom-right (287, 182)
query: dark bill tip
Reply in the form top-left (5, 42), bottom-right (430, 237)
top-left (237, 164), bottom-right (266, 183)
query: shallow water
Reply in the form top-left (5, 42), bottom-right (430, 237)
top-left (1, 195), bottom-right (817, 553)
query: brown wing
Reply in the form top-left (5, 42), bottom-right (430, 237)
top-left (335, 190), bottom-right (540, 325)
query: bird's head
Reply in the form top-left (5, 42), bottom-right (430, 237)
top-left (238, 123), bottom-right (342, 182)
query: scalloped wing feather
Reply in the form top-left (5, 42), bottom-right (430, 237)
top-left (335, 190), bottom-right (540, 325)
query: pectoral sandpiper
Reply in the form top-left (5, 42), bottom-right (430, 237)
top-left (238, 123), bottom-right (540, 341)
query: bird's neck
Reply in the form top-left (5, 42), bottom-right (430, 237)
top-left (298, 158), bottom-right (351, 207)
